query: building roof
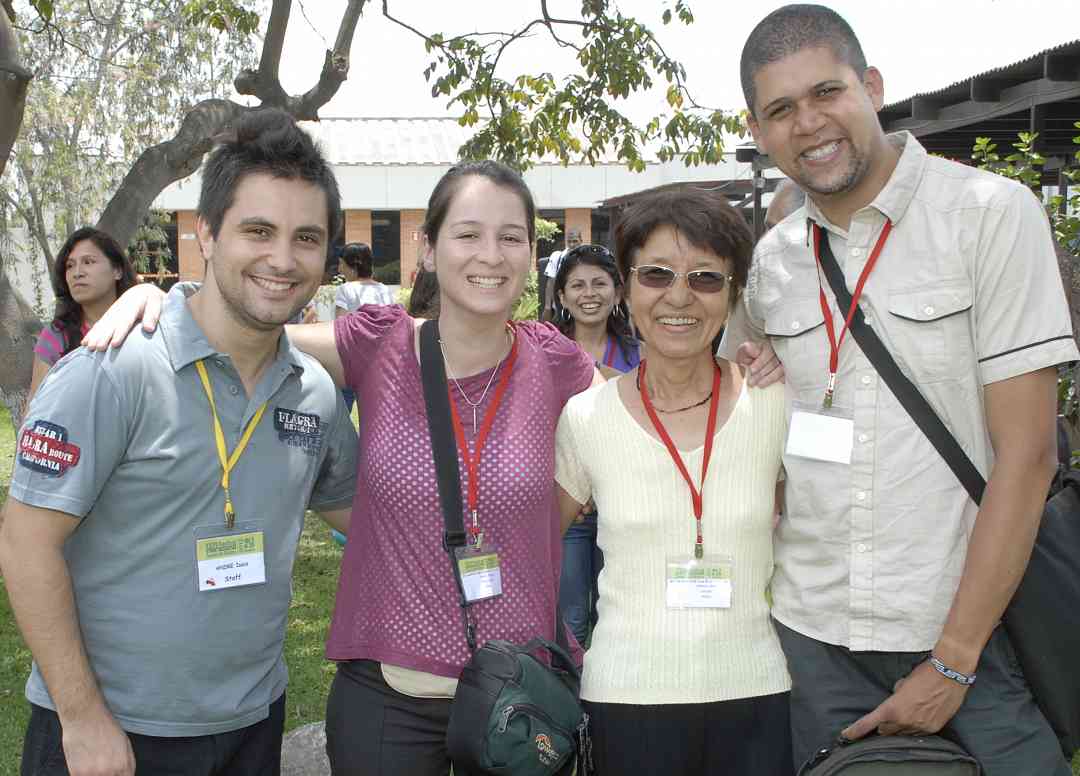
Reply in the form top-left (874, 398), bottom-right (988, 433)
top-left (300, 116), bottom-right (679, 166)
top-left (299, 117), bottom-right (477, 166)
top-left (879, 39), bottom-right (1080, 160)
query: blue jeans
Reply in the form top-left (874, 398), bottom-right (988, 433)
top-left (559, 512), bottom-right (602, 646)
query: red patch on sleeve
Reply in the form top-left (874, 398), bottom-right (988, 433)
top-left (17, 421), bottom-right (81, 477)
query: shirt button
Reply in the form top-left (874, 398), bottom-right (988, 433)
top-left (860, 375), bottom-right (872, 386)
top-left (863, 314), bottom-right (873, 325)
top-left (923, 305), bottom-right (935, 316)
top-left (851, 247), bottom-right (862, 258)
top-left (858, 433), bottom-right (869, 443)
top-left (857, 543), bottom-right (869, 553)
top-left (791, 321), bottom-right (801, 330)
top-left (229, 385), bottom-right (240, 396)
top-left (856, 491), bottom-right (867, 502)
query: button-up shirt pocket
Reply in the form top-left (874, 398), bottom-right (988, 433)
top-left (765, 299), bottom-right (827, 396)
top-left (886, 282), bottom-right (973, 384)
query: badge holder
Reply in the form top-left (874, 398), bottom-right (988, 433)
top-left (453, 539), bottom-right (503, 603)
top-left (194, 522), bottom-right (267, 592)
top-left (786, 399), bottom-right (855, 465)
top-left (665, 553), bottom-right (733, 609)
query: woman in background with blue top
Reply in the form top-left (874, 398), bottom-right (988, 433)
top-left (551, 243), bottom-right (640, 646)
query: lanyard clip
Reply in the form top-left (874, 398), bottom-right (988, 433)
top-left (694, 542), bottom-right (704, 560)
top-left (823, 372), bottom-right (837, 409)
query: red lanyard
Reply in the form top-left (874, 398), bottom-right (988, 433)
top-left (638, 359), bottom-right (722, 559)
top-left (602, 336), bottom-right (617, 368)
top-left (812, 220), bottom-right (893, 407)
top-left (448, 329), bottom-right (519, 545)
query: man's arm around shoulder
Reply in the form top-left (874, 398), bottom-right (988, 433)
top-left (0, 499), bottom-right (135, 776)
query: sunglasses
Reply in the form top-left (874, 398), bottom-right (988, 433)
top-left (629, 265), bottom-right (733, 294)
top-left (566, 244), bottom-right (615, 264)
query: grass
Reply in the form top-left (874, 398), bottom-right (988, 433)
top-left (1, 405), bottom-right (1078, 775)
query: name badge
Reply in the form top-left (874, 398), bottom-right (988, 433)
top-left (194, 523), bottom-right (267, 592)
top-left (454, 544), bottom-right (503, 603)
top-left (666, 555), bottom-right (733, 609)
top-left (786, 402), bottom-right (854, 465)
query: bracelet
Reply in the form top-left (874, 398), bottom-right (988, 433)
top-left (929, 655), bottom-right (976, 686)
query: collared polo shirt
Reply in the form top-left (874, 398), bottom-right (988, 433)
top-left (720, 132), bottom-right (1078, 652)
top-left (10, 286), bottom-right (358, 736)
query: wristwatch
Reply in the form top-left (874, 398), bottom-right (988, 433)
top-left (929, 655), bottom-right (976, 686)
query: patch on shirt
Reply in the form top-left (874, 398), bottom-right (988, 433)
top-left (273, 408), bottom-right (322, 455)
top-left (17, 420), bottom-right (81, 476)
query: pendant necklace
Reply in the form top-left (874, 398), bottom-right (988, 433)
top-left (440, 327), bottom-right (512, 435)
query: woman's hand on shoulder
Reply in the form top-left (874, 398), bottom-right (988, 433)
top-left (83, 283), bottom-right (167, 351)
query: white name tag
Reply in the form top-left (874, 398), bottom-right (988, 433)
top-left (666, 555), bottom-right (732, 609)
top-left (786, 408), bottom-right (854, 465)
top-left (455, 545), bottom-right (503, 603)
top-left (195, 528), bottom-right (267, 592)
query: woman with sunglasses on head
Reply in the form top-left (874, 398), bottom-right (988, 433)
top-left (555, 188), bottom-right (793, 775)
top-left (552, 244), bottom-right (640, 377)
top-left (86, 160), bottom-right (598, 776)
top-left (27, 227), bottom-right (139, 402)
top-left (551, 244), bottom-right (640, 647)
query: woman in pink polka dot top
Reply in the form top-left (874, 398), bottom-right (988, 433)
top-left (286, 160), bottom-right (599, 775)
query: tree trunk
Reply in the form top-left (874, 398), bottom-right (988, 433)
top-left (97, 99), bottom-right (247, 245)
top-left (0, 3), bottom-right (31, 179)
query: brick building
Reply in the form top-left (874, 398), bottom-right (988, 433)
top-left (153, 117), bottom-right (771, 288)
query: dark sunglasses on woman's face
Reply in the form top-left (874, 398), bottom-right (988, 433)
top-left (629, 265), bottom-right (732, 293)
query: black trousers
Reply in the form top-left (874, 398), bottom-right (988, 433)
top-left (774, 619), bottom-right (1071, 776)
top-left (20, 693), bottom-right (285, 776)
top-left (583, 691), bottom-right (794, 776)
top-left (326, 660), bottom-right (576, 776)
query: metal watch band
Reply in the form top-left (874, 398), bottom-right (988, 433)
top-left (929, 655), bottom-right (976, 686)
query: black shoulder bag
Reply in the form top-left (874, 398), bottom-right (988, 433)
top-left (417, 319), bottom-right (592, 776)
top-left (817, 231), bottom-right (1080, 760)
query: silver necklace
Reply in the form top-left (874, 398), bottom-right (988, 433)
top-left (439, 329), bottom-right (511, 435)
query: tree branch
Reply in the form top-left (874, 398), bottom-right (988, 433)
top-left (291, 0), bottom-right (365, 120)
top-left (235, 0), bottom-right (291, 106)
top-left (97, 99), bottom-right (248, 246)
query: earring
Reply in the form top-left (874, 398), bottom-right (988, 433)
top-left (560, 307), bottom-right (571, 324)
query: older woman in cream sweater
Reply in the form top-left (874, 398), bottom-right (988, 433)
top-left (556, 188), bottom-right (792, 776)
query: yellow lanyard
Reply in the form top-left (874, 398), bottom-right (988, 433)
top-left (195, 359), bottom-right (268, 530)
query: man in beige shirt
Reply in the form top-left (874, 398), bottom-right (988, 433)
top-left (722, 5), bottom-right (1077, 774)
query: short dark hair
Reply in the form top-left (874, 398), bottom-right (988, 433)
top-left (552, 244), bottom-right (636, 361)
top-left (613, 187), bottom-right (753, 301)
top-left (422, 160), bottom-right (536, 247)
top-left (51, 226), bottom-right (139, 356)
top-left (740, 4), bottom-right (867, 116)
top-left (340, 242), bottom-right (374, 278)
top-left (198, 108), bottom-right (342, 252)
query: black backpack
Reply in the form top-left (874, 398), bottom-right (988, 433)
top-left (798, 736), bottom-right (980, 775)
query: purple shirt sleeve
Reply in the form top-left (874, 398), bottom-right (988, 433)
top-left (33, 324), bottom-right (65, 366)
top-left (333, 305), bottom-right (411, 390)
top-left (519, 321), bottom-right (595, 407)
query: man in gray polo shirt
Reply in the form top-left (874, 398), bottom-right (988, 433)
top-left (0, 109), bottom-right (358, 776)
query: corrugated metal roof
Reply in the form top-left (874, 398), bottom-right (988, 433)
top-left (882, 38), bottom-right (1080, 112)
top-left (299, 117), bottom-right (476, 166)
top-left (298, 116), bottom-right (676, 166)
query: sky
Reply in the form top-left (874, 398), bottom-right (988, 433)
top-left (269, 0), bottom-right (1080, 124)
